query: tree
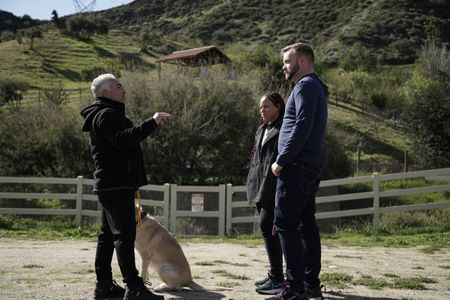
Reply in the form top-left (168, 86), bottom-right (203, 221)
top-left (403, 43), bottom-right (450, 168)
top-left (51, 10), bottom-right (61, 29)
top-left (23, 28), bottom-right (42, 49)
top-left (0, 78), bottom-right (29, 106)
top-left (67, 16), bottom-right (107, 39)
top-left (122, 71), bottom-right (259, 185)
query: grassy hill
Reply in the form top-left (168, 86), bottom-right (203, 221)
top-left (95, 0), bottom-right (450, 64)
top-left (0, 28), bottom-right (158, 89)
top-left (1, 0), bottom-right (443, 174)
top-left (1, 0), bottom-right (449, 87)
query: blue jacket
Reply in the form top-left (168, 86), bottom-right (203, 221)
top-left (276, 73), bottom-right (328, 168)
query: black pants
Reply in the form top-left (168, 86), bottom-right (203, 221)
top-left (95, 189), bottom-right (140, 285)
top-left (257, 201), bottom-right (283, 281)
top-left (274, 163), bottom-right (322, 291)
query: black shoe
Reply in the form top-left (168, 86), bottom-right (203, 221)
top-left (94, 280), bottom-right (125, 299)
top-left (306, 284), bottom-right (324, 300)
top-left (124, 281), bottom-right (163, 300)
top-left (265, 287), bottom-right (307, 300)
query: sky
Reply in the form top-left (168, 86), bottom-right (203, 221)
top-left (0, 0), bottom-right (134, 20)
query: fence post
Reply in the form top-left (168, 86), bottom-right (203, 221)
top-left (218, 184), bottom-right (226, 236)
top-left (170, 184), bottom-right (177, 235)
top-left (75, 176), bottom-right (84, 228)
top-left (372, 172), bottom-right (380, 230)
top-left (226, 184), bottom-right (233, 236)
top-left (163, 183), bottom-right (170, 228)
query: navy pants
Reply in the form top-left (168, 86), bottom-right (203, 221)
top-left (95, 189), bottom-right (140, 285)
top-left (257, 201), bottom-right (284, 281)
top-left (274, 163), bottom-right (322, 291)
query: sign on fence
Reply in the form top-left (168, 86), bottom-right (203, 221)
top-left (191, 193), bottom-right (204, 212)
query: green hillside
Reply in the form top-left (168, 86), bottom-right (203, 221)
top-left (96, 0), bottom-right (450, 64)
top-left (1, 0), bottom-right (447, 176)
top-left (0, 28), bottom-right (157, 89)
top-left (1, 0), bottom-right (449, 87)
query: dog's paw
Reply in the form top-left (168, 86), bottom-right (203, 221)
top-left (155, 283), bottom-right (182, 292)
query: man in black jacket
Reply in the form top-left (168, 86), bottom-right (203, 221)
top-left (81, 73), bottom-right (172, 300)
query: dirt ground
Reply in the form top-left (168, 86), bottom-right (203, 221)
top-left (0, 238), bottom-right (449, 300)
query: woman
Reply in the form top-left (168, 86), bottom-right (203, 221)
top-left (247, 92), bottom-right (285, 295)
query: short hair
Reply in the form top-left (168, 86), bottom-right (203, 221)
top-left (281, 42), bottom-right (315, 63)
top-left (91, 73), bottom-right (117, 98)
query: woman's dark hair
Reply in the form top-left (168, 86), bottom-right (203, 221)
top-left (263, 92), bottom-right (285, 117)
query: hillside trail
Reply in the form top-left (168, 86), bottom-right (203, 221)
top-left (0, 238), bottom-right (449, 300)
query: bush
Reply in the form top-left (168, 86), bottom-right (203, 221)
top-left (0, 103), bottom-right (91, 177)
top-left (402, 42), bottom-right (450, 168)
top-left (338, 44), bottom-right (378, 72)
top-left (66, 16), bottom-right (109, 39)
top-left (0, 78), bottom-right (29, 106)
top-left (122, 70), bottom-right (259, 185)
top-left (371, 93), bottom-right (388, 110)
top-left (80, 66), bottom-right (107, 82)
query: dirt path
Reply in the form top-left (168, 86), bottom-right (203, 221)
top-left (0, 238), bottom-right (449, 300)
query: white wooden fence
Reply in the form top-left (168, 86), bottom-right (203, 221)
top-left (0, 168), bottom-right (449, 236)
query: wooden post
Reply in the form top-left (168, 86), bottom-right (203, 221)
top-left (356, 146), bottom-right (361, 175)
top-left (218, 184), bottom-right (226, 237)
top-left (169, 184), bottom-right (177, 234)
top-left (163, 183), bottom-right (170, 228)
top-left (75, 176), bottom-right (83, 228)
top-left (404, 150), bottom-right (408, 172)
top-left (372, 172), bottom-right (380, 230)
top-left (157, 62), bottom-right (161, 80)
top-left (226, 184), bottom-right (233, 236)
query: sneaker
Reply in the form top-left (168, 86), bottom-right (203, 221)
top-left (306, 284), bottom-right (324, 300)
top-left (265, 287), bottom-right (308, 300)
top-left (255, 273), bottom-right (271, 286)
top-left (256, 277), bottom-right (284, 295)
top-left (124, 280), bottom-right (163, 300)
top-left (94, 280), bottom-right (125, 299)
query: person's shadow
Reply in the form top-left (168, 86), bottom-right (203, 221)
top-left (325, 290), bottom-right (398, 300)
top-left (162, 289), bottom-right (226, 299)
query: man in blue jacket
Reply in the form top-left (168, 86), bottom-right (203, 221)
top-left (81, 74), bottom-right (172, 300)
top-left (270, 43), bottom-right (328, 300)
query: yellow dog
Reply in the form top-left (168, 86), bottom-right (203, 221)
top-left (134, 204), bottom-right (203, 292)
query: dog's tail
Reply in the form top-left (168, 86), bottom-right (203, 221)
top-left (187, 281), bottom-right (205, 290)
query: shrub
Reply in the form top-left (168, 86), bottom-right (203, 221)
top-left (66, 16), bottom-right (109, 39)
top-left (403, 43), bottom-right (450, 168)
top-left (80, 66), bottom-right (107, 82)
top-left (338, 44), bottom-right (378, 72)
top-left (121, 70), bottom-right (259, 185)
top-left (0, 78), bottom-right (29, 106)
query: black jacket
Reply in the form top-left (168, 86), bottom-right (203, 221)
top-left (246, 117), bottom-right (282, 205)
top-left (80, 97), bottom-right (158, 192)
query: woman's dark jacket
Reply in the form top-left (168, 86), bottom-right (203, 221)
top-left (80, 97), bottom-right (158, 192)
top-left (246, 117), bottom-right (282, 205)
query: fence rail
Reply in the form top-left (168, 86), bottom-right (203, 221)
top-left (0, 168), bottom-right (449, 236)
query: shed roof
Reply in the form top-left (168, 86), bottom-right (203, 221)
top-left (155, 45), bottom-right (230, 67)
